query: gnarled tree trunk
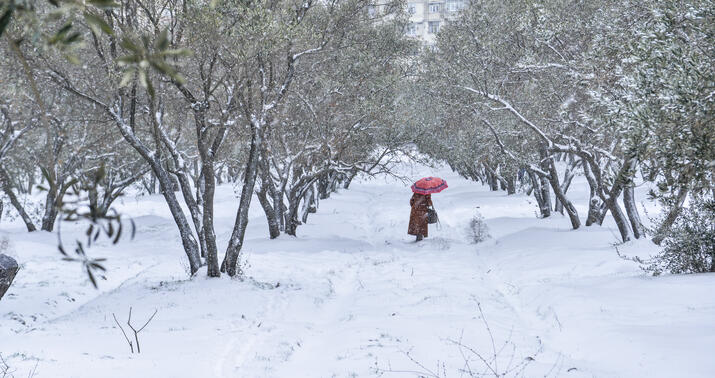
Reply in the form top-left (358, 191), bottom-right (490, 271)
top-left (623, 184), bottom-right (645, 239)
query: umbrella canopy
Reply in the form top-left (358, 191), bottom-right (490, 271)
top-left (411, 177), bottom-right (448, 195)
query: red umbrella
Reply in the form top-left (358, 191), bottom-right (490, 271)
top-left (411, 177), bottom-right (448, 195)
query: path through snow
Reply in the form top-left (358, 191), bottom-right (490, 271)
top-left (1, 162), bottom-right (714, 377)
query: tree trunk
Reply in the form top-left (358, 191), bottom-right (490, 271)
top-left (329, 173), bottom-right (340, 193)
top-left (285, 171), bottom-right (324, 236)
top-left (343, 170), bottom-right (357, 189)
top-left (623, 184), bottom-right (645, 239)
top-left (528, 169), bottom-right (551, 218)
top-left (173, 170), bottom-right (207, 260)
top-left (317, 173), bottom-right (331, 200)
top-left (489, 171), bottom-right (499, 191)
top-left (257, 176), bottom-right (281, 239)
top-left (40, 174), bottom-right (65, 232)
top-left (147, 163), bottom-right (202, 274)
top-left (581, 154), bottom-right (633, 242)
top-left (221, 127), bottom-right (262, 276)
top-left (271, 183), bottom-right (286, 232)
top-left (554, 160), bottom-right (576, 214)
top-left (40, 189), bottom-right (58, 232)
top-left (506, 176), bottom-right (516, 195)
top-left (538, 149), bottom-right (553, 215)
top-left (200, 160), bottom-right (220, 277)
top-left (652, 186), bottom-right (689, 245)
top-left (300, 185), bottom-right (316, 223)
top-left (112, 116), bottom-right (202, 275)
top-left (583, 160), bottom-right (605, 226)
top-left (285, 198), bottom-right (301, 236)
top-left (546, 159), bottom-right (580, 229)
top-left (539, 175), bottom-right (552, 217)
top-left (0, 167), bottom-right (36, 232)
top-left (285, 184), bottom-right (307, 237)
top-left (606, 195), bottom-right (633, 242)
top-left (26, 172), bottom-right (35, 195)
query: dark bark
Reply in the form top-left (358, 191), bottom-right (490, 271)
top-left (538, 151), bottom-right (553, 216)
top-left (329, 173), bottom-right (340, 193)
top-left (583, 160), bottom-right (606, 226)
top-left (652, 186), bottom-right (689, 245)
top-left (623, 184), bottom-right (645, 239)
top-left (40, 189), bottom-right (59, 231)
top-left (539, 175), bottom-right (553, 217)
top-left (606, 195), bottom-right (632, 242)
top-left (40, 170), bottom-right (73, 232)
top-left (200, 159), bottom-right (220, 277)
top-left (506, 176), bottom-right (516, 195)
top-left (221, 127), bottom-right (262, 276)
top-left (112, 116), bottom-right (202, 274)
top-left (489, 171), bottom-right (499, 191)
top-left (343, 170), bottom-right (357, 189)
top-left (172, 168), bottom-right (207, 260)
top-left (546, 159), bottom-right (580, 229)
top-left (271, 180), bottom-right (286, 232)
top-left (152, 161), bottom-right (202, 274)
top-left (554, 159), bottom-right (576, 214)
top-left (586, 156), bottom-right (633, 242)
top-left (257, 174), bottom-right (281, 239)
top-left (26, 172), bottom-right (34, 195)
top-left (528, 169), bottom-right (551, 218)
top-left (0, 166), bottom-right (36, 232)
top-left (285, 169), bottom-right (327, 236)
top-left (318, 173), bottom-right (331, 200)
top-left (300, 185), bottom-right (317, 223)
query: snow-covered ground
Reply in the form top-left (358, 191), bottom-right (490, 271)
top-left (1, 161), bottom-right (714, 377)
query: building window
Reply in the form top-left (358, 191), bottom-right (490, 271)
top-left (428, 3), bottom-right (440, 13)
top-left (428, 21), bottom-right (440, 34)
top-left (408, 3), bottom-right (417, 14)
top-left (446, 0), bottom-right (463, 12)
top-left (406, 23), bottom-right (417, 36)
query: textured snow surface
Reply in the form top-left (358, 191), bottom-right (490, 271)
top-left (1, 162), bottom-right (714, 377)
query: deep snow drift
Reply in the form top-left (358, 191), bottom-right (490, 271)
top-left (1, 162), bottom-right (714, 377)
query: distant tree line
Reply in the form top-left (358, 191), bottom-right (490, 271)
top-left (0, 0), bottom-right (417, 278)
top-left (405, 0), bottom-right (713, 272)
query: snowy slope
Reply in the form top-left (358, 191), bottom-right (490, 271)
top-left (1, 161), bottom-right (713, 378)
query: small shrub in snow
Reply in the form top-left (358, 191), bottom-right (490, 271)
top-left (468, 211), bottom-right (490, 244)
top-left (113, 307), bottom-right (158, 354)
top-left (374, 302), bottom-right (539, 377)
top-left (647, 197), bottom-right (715, 275)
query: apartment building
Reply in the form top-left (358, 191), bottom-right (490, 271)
top-left (406, 0), bottom-right (466, 44)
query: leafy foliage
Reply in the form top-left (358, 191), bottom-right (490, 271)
top-left (647, 197), bottom-right (715, 275)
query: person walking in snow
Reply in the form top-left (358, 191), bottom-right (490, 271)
top-left (408, 177), bottom-right (448, 242)
top-left (408, 193), bottom-right (432, 241)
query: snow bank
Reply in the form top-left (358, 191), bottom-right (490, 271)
top-left (1, 162), bottom-right (713, 377)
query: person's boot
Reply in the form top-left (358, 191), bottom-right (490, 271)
top-left (416, 234), bottom-right (423, 242)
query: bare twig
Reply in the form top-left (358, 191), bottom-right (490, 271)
top-left (113, 312), bottom-right (134, 353)
top-left (125, 307), bottom-right (158, 354)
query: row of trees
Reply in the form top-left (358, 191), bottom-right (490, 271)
top-left (406, 0), bottom-right (713, 257)
top-left (1, 0), bottom-right (417, 277)
top-left (1, 0), bottom-right (711, 276)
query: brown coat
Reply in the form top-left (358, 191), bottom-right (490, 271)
top-left (408, 193), bottom-right (432, 237)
